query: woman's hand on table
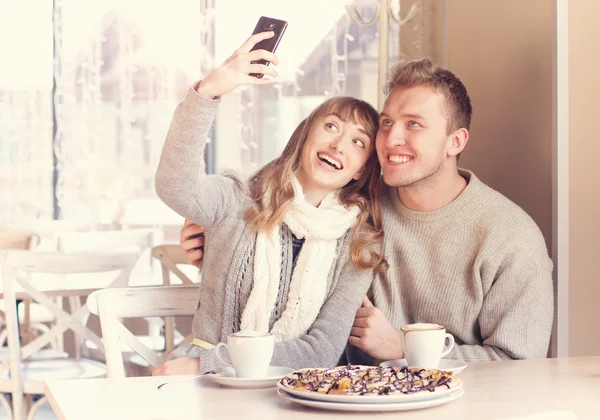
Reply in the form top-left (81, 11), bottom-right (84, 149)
top-left (152, 357), bottom-right (200, 376)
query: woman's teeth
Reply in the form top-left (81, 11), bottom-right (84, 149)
top-left (318, 153), bottom-right (342, 169)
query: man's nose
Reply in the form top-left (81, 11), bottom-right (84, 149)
top-left (385, 125), bottom-right (406, 148)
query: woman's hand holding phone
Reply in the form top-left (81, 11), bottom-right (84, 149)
top-left (195, 31), bottom-right (280, 99)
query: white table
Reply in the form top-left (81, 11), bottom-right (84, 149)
top-left (45, 356), bottom-right (600, 420)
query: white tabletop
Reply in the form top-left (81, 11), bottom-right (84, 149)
top-left (45, 356), bottom-right (600, 420)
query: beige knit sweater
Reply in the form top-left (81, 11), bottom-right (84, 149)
top-left (349, 170), bottom-right (554, 363)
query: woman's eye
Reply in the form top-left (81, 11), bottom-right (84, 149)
top-left (325, 122), bottom-right (339, 132)
top-left (353, 139), bottom-right (366, 149)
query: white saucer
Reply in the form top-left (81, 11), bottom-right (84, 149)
top-left (278, 388), bottom-right (465, 412)
top-left (380, 358), bottom-right (467, 374)
top-left (206, 366), bottom-right (294, 389)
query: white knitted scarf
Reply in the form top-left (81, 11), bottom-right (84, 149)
top-left (240, 177), bottom-right (360, 341)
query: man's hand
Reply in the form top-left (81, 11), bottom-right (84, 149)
top-left (348, 296), bottom-right (404, 361)
top-left (180, 219), bottom-right (205, 269)
top-left (151, 357), bottom-right (200, 376)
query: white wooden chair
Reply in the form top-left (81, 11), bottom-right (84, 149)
top-left (86, 285), bottom-right (199, 378)
top-left (55, 228), bottom-right (157, 254)
top-left (0, 250), bottom-right (139, 420)
top-left (55, 229), bottom-right (164, 361)
top-left (152, 245), bottom-right (199, 355)
top-left (0, 232), bottom-right (58, 351)
top-left (152, 245), bottom-right (195, 286)
top-left (55, 228), bottom-right (159, 280)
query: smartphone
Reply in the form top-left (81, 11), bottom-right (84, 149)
top-left (249, 16), bottom-right (288, 78)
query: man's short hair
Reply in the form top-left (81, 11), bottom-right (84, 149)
top-left (385, 58), bottom-right (472, 134)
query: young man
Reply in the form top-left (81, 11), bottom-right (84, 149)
top-left (179, 58), bottom-right (554, 364)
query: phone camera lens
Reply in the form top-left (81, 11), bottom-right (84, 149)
top-left (265, 23), bottom-right (275, 30)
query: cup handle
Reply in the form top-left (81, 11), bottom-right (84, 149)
top-left (441, 333), bottom-right (455, 358)
top-left (400, 331), bottom-right (407, 359)
top-left (215, 342), bottom-right (233, 366)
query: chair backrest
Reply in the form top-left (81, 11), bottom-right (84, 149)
top-left (2, 250), bottom-right (140, 277)
top-left (0, 232), bottom-right (40, 348)
top-left (56, 228), bottom-right (157, 253)
top-left (0, 250), bottom-right (141, 406)
top-left (151, 245), bottom-right (196, 285)
top-left (56, 229), bottom-right (160, 285)
top-left (87, 285), bottom-right (199, 378)
top-left (20, 220), bottom-right (91, 236)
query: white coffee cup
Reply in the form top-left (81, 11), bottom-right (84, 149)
top-left (400, 323), bottom-right (455, 369)
top-left (215, 331), bottom-right (274, 378)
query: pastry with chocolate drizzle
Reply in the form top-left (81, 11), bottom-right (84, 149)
top-left (280, 364), bottom-right (462, 396)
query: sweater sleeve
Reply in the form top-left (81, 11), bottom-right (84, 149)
top-left (155, 86), bottom-right (245, 228)
top-left (448, 226), bottom-right (554, 362)
top-left (166, 343), bottom-right (225, 374)
top-left (268, 259), bottom-right (374, 369)
top-left (182, 249), bottom-right (375, 372)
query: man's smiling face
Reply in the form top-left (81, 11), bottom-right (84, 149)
top-left (376, 85), bottom-right (452, 188)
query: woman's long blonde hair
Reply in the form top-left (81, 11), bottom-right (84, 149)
top-left (243, 97), bottom-right (387, 274)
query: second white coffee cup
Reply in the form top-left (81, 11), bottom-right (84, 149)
top-left (401, 323), bottom-right (455, 369)
top-left (215, 331), bottom-right (274, 378)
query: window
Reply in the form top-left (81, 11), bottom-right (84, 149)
top-left (0, 0), bottom-right (440, 228)
top-left (0, 0), bottom-right (53, 223)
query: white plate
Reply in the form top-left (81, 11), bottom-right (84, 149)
top-left (206, 366), bottom-right (294, 389)
top-left (276, 380), bottom-right (461, 404)
top-left (278, 388), bottom-right (465, 412)
top-left (381, 358), bottom-right (468, 374)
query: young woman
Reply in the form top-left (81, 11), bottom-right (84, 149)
top-left (153, 31), bottom-right (386, 376)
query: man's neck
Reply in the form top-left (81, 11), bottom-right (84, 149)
top-left (397, 166), bottom-right (467, 212)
